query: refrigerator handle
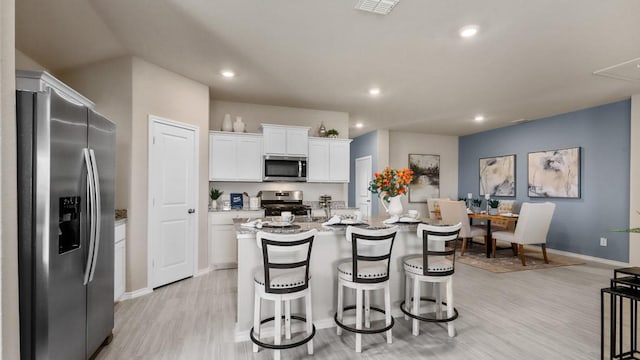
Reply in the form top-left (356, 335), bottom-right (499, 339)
top-left (88, 149), bottom-right (101, 282)
top-left (83, 148), bottom-right (97, 285)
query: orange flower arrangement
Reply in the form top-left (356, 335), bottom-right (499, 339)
top-left (368, 167), bottom-right (414, 202)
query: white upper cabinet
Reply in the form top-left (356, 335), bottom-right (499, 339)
top-left (209, 131), bottom-right (263, 182)
top-left (307, 137), bottom-right (352, 183)
top-left (261, 124), bottom-right (309, 157)
top-left (308, 139), bottom-right (330, 181)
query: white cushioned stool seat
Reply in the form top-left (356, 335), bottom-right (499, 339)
top-left (254, 269), bottom-right (308, 289)
top-left (338, 260), bottom-right (388, 281)
top-left (403, 255), bottom-right (453, 275)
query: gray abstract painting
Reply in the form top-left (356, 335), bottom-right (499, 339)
top-left (479, 155), bottom-right (516, 196)
top-left (408, 154), bottom-right (440, 202)
top-left (528, 147), bottom-right (580, 198)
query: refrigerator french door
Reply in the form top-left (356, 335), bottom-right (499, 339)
top-left (17, 79), bottom-right (115, 359)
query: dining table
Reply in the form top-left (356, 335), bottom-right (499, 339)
top-left (468, 213), bottom-right (519, 258)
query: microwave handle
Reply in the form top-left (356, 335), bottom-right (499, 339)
top-left (298, 161), bottom-right (302, 177)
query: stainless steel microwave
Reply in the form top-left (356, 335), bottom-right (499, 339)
top-left (263, 155), bottom-right (307, 182)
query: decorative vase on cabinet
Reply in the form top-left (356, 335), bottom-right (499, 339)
top-left (222, 113), bottom-right (233, 131)
top-left (233, 116), bottom-right (245, 132)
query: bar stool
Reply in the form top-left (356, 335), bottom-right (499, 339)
top-left (334, 226), bottom-right (398, 353)
top-left (401, 222), bottom-right (462, 337)
top-left (251, 229), bottom-right (317, 360)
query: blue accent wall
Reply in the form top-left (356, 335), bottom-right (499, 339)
top-left (349, 131), bottom-right (379, 215)
top-left (459, 100), bottom-right (631, 262)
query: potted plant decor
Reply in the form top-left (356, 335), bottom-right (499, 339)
top-left (209, 188), bottom-right (223, 210)
top-left (472, 198), bottom-right (483, 214)
top-left (326, 129), bottom-right (339, 138)
top-left (488, 199), bottom-right (500, 215)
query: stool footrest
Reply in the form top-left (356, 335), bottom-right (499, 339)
top-left (400, 297), bottom-right (459, 323)
top-left (250, 315), bottom-right (316, 350)
top-left (334, 305), bottom-right (394, 334)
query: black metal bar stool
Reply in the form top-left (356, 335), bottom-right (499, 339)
top-left (251, 229), bottom-right (317, 360)
top-left (401, 222), bottom-right (462, 337)
top-left (334, 225), bottom-right (398, 353)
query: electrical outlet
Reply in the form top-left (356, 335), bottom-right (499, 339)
top-left (600, 237), bottom-right (608, 247)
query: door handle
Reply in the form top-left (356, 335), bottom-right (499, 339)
top-left (188, 208), bottom-right (196, 214)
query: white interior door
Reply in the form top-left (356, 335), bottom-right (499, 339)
top-left (149, 118), bottom-right (197, 288)
top-left (355, 156), bottom-right (373, 218)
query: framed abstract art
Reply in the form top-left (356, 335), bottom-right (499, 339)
top-left (408, 154), bottom-right (440, 202)
top-left (479, 155), bottom-right (516, 197)
top-left (528, 147), bottom-right (580, 198)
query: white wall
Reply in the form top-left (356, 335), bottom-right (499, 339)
top-left (210, 100), bottom-right (349, 138)
top-left (629, 94), bottom-right (640, 265)
top-left (15, 48), bottom-right (48, 72)
top-left (60, 57), bottom-right (133, 210)
top-left (389, 131), bottom-right (459, 216)
top-left (1, 0), bottom-right (20, 357)
top-left (130, 58), bottom-right (210, 291)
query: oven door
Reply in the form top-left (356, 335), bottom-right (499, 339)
top-left (263, 157), bottom-right (307, 182)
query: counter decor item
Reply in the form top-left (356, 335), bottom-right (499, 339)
top-left (488, 199), bottom-right (500, 215)
top-left (326, 129), bottom-right (339, 138)
top-left (319, 122), bottom-right (327, 137)
top-left (230, 193), bottom-right (244, 209)
top-left (209, 188), bottom-right (224, 209)
top-left (368, 167), bottom-right (414, 217)
top-left (222, 113), bottom-right (233, 131)
top-left (233, 116), bottom-right (245, 132)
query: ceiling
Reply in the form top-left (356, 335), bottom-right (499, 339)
top-left (16, 0), bottom-right (640, 137)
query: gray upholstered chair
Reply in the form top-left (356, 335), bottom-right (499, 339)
top-left (439, 200), bottom-right (487, 256)
top-left (492, 202), bottom-right (556, 266)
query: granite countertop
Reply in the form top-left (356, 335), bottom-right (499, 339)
top-left (233, 216), bottom-right (430, 238)
top-left (115, 209), bottom-right (127, 224)
top-left (209, 208), bottom-right (264, 213)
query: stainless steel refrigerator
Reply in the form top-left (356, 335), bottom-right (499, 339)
top-left (16, 71), bottom-right (116, 359)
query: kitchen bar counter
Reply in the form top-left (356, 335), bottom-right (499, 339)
top-left (234, 217), bottom-right (433, 341)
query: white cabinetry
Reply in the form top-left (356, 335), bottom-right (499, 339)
top-left (261, 124), bottom-right (309, 156)
top-left (209, 132), bottom-right (262, 182)
top-left (307, 137), bottom-right (352, 183)
top-left (114, 222), bottom-right (126, 302)
top-left (208, 210), bottom-right (264, 269)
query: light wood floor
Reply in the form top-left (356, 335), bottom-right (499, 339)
top-left (96, 260), bottom-right (614, 359)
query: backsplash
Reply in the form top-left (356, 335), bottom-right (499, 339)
top-left (208, 182), bottom-right (347, 204)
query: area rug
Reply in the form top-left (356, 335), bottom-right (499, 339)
top-left (455, 244), bottom-right (584, 273)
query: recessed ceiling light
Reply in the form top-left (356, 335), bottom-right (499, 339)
top-left (459, 25), bottom-right (479, 38)
top-left (221, 70), bottom-right (235, 78)
top-left (474, 115), bottom-right (485, 122)
top-left (355, 122), bottom-right (364, 128)
top-left (369, 88), bottom-right (381, 96)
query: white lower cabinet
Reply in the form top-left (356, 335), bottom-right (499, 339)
top-left (209, 210), bottom-right (264, 269)
top-left (114, 222), bottom-right (126, 302)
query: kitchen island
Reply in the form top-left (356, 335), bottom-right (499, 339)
top-left (234, 217), bottom-right (435, 341)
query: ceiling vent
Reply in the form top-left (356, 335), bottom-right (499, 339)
top-left (355, 0), bottom-right (399, 15)
top-left (593, 57), bottom-right (640, 82)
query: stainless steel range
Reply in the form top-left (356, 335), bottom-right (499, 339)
top-left (260, 190), bottom-right (311, 216)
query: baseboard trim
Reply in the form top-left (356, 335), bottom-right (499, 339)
top-left (545, 247), bottom-right (630, 267)
top-left (195, 266), bottom-right (214, 277)
top-left (234, 308), bottom-right (404, 342)
top-left (119, 287), bottom-right (153, 301)
top-left (211, 262), bottom-right (238, 270)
